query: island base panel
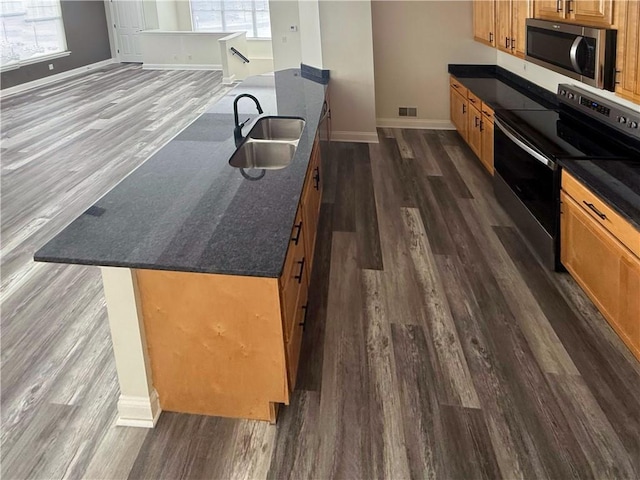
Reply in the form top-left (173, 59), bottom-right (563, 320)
top-left (135, 269), bottom-right (290, 421)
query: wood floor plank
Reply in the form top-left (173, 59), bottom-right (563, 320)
top-left (331, 144), bottom-right (356, 232)
top-left (353, 143), bottom-right (383, 270)
top-left (400, 207), bottom-right (481, 409)
top-left (421, 131), bottom-right (473, 199)
top-left (361, 269), bottom-right (412, 480)
top-left (404, 128), bottom-right (442, 176)
top-left (495, 225), bottom-right (640, 473)
top-left (392, 128), bottom-right (414, 159)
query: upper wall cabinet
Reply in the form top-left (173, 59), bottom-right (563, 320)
top-left (616, 0), bottom-right (640, 103)
top-left (533, 0), bottom-right (615, 27)
top-left (474, 0), bottom-right (496, 46)
top-left (474, 0), bottom-right (531, 59)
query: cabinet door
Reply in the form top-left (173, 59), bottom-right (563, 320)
top-left (511, 0), bottom-right (530, 58)
top-left (561, 192), bottom-right (640, 360)
top-left (569, 0), bottom-right (614, 27)
top-left (467, 103), bottom-right (483, 158)
top-left (496, 0), bottom-right (513, 53)
top-left (534, 0), bottom-right (566, 20)
top-left (450, 87), bottom-right (468, 141)
top-left (480, 114), bottom-right (494, 174)
top-left (615, 0), bottom-right (640, 103)
top-left (301, 138), bottom-right (322, 270)
top-left (473, 0), bottom-right (495, 46)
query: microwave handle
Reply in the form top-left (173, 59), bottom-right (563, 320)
top-left (570, 36), bottom-right (584, 74)
top-left (495, 119), bottom-right (556, 170)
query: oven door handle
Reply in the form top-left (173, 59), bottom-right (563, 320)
top-left (569, 36), bottom-right (584, 74)
top-left (495, 118), bottom-right (556, 170)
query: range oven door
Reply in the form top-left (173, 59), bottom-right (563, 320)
top-left (494, 117), bottom-right (560, 270)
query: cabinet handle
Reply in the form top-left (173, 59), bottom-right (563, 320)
top-left (480, 119), bottom-right (484, 132)
top-left (299, 303), bottom-right (309, 330)
top-left (505, 37), bottom-right (510, 49)
top-left (489, 32), bottom-right (494, 43)
top-left (615, 70), bottom-right (621, 85)
top-left (556, 0), bottom-right (562, 12)
top-left (291, 221), bottom-right (303, 245)
top-left (475, 116), bottom-right (480, 127)
top-left (511, 38), bottom-right (516, 51)
top-left (313, 167), bottom-right (320, 190)
top-left (462, 104), bottom-right (466, 114)
top-left (295, 258), bottom-right (306, 284)
top-left (567, 0), bottom-right (573, 12)
top-left (469, 98), bottom-right (476, 104)
top-left (452, 83), bottom-right (459, 89)
top-left (583, 201), bottom-right (607, 220)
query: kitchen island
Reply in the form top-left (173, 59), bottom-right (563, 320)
top-left (34, 69), bottom-right (329, 426)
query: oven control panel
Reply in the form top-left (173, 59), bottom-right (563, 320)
top-left (558, 84), bottom-right (640, 140)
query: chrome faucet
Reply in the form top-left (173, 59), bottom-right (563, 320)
top-left (233, 93), bottom-right (263, 146)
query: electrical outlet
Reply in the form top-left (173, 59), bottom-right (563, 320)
top-left (48, 63), bottom-right (54, 70)
top-left (289, 25), bottom-right (298, 32)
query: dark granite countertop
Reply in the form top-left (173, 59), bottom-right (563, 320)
top-left (448, 64), bottom-right (557, 110)
top-left (558, 159), bottom-right (640, 230)
top-left (34, 69), bottom-right (328, 277)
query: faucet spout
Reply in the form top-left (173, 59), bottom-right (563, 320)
top-left (233, 94), bottom-right (263, 146)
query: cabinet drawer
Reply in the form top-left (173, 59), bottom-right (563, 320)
top-left (281, 260), bottom-right (309, 341)
top-left (481, 103), bottom-right (494, 123)
top-left (467, 90), bottom-right (482, 109)
top-left (562, 171), bottom-right (640, 258)
top-left (450, 76), bottom-right (468, 98)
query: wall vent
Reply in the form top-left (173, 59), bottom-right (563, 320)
top-left (398, 107), bottom-right (417, 117)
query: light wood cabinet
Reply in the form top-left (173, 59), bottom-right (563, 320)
top-left (561, 173), bottom-right (640, 361)
top-left (534, 0), bottom-right (614, 27)
top-left (615, 0), bottom-right (640, 104)
top-left (480, 105), bottom-right (495, 175)
top-left (450, 80), bottom-right (469, 141)
top-left (473, 0), bottom-right (495, 46)
top-left (133, 137), bottom-right (325, 422)
top-left (468, 103), bottom-right (483, 158)
top-left (476, 0), bottom-right (530, 58)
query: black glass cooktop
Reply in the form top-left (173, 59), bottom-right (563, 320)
top-left (495, 108), bottom-right (638, 160)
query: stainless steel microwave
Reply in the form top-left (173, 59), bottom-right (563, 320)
top-left (525, 19), bottom-right (617, 91)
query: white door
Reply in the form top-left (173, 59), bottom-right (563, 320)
top-left (110, 0), bottom-right (144, 63)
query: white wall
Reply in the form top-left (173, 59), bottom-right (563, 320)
top-left (372, 0), bottom-right (496, 129)
top-left (247, 39), bottom-right (275, 75)
top-left (157, 0), bottom-right (179, 30)
top-left (140, 31), bottom-right (225, 67)
top-left (299, 0), bottom-right (324, 68)
top-left (319, 0), bottom-right (377, 142)
top-left (497, 51), bottom-right (640, 112)
top-left (270, 0), bottom-right (302, 70)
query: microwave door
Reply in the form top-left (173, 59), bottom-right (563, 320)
top-left (569, 36), bottom-right (586, 74)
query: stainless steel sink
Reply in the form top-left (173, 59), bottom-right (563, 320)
top-left (247, 117), bottom-right (306, 141)
top-left (229, 140), bottom-right (297, 170)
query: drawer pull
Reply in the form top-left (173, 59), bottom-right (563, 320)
top-left (291, 221), bottom-right (303, 245)
top-left (452, 83), bottom-right (459, 89)
top-left (480, 120), bottom-right (484, 132)
top-left (489, 32), bottom-right (494, 43)
top-left (300, 303), bottom-right (309, 331)
top-left (462, 104), bottom-right (466, 114)
top-left (583, 201), bottom-right (607, 220)
top-left (313, 167), bottom-right (320, 190)
top-left (469, 98), bottom-right (476, 104)
top-left (475, 116), bottom-right (480, 127)
top-left (295, 258), bottom-right (306, 284)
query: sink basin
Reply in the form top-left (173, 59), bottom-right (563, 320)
top-left (229, 140), bottom-right (297, 170)
top-left (247, 117), bottom-right (306, 141)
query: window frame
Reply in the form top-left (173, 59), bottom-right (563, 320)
top-left (0, 0), bottom-right (69, 71)
top-left (189, 0), bottom-right (271, 39)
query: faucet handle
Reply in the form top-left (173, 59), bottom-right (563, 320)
top-left (239, 117), bottom-right (251, 128)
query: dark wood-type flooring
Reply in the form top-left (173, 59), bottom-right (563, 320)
top-left (2, 68), bottom-right (639, 479)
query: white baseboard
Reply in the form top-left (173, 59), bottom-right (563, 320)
top-left (1, 58), bottom-right (116, 97)
top-left (331, 131), bottom-right (380, 143)
top-left (142, 63), bottom-right (222, 71)
top-left (116, 390), bottom-right (162, 428)
top-left (222, 74), bottom-right (236, 85)
top-left (377, 118), bottom-right (455, 130)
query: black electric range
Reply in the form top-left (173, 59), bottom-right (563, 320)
top-left (493, 84), bottom-right (640, 270)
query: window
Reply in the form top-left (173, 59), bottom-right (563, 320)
top-left (191, 0), bottom-right (271, 38)
top-left (0, 0), bottom-right (67, 68)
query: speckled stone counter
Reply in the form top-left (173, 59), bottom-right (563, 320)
top-left (34, 69), bottom-right (328, 277)
top-left (448, 64), bottom-right (557, 110)
top-left (558, 159), bottom-right (640, 230)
